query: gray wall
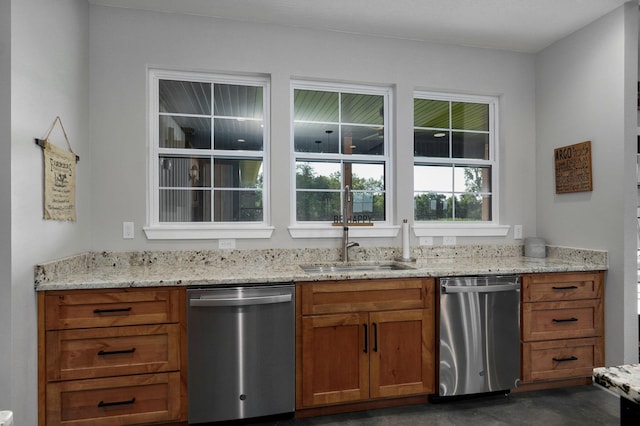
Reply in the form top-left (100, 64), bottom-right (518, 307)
top-left (535, 2), bottom-right (638, 364)
top-left (4, 0), bottom-right (90, 423)
top-left (89, 5), bottom-right (537, 251)
top-left (0, 0), bottom-right (12, 412)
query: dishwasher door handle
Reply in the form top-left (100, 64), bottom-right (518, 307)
top-left (441, 283), bottom-right (520, 294)
top-left (189, 293), bottom-right (292, 307)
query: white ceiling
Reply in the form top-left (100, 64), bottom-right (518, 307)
top-left (89, 0), bottom-right (630, 53)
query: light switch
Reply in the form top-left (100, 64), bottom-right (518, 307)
top-left (420, 236), bottom-right (434, 246)
top-left (123, 222), bottom-right (134, 239)
top-left (219, 239), bottom-right (236, 249)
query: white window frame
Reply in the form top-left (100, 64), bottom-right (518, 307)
top-left (144, 68), bottom-right (274, 240)
top-left (288, 80), bottom-right (397, 239)
top-left (412, 91), bottom-right (508, 237)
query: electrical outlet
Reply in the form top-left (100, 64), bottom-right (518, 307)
top-left (218, 239), bottom-right (236, 249)
top-left (420, 236), bottom-right (434, 246)
top-left (514, 225), bottom-right (523, 240)
top-left (122, 222), bottom-right (134, 239)
top-left (443, 236), bottom-right (456, 245)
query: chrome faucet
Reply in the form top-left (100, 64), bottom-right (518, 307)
top-left (342, 185), bottom-right (359, 262)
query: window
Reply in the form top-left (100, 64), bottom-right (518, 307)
top-left (145, 70), bottom-right (273, 239)
top-left (291, 82), bottom-right (392, 237)
top-left (413, 92), bottom-right (506, 236)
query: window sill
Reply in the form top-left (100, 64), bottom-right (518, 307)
top-left (288, 224), bottom-right (399, 239)
top-left (143, 224), bottom-right (275, 240)
top-left (413, 223), bottom-right (510, 237)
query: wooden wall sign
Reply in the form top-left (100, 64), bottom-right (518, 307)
top-left (554, 141), bottom-right (592, 194)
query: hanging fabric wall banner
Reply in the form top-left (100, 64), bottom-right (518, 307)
top-left (43, 140), bottom-right (77, 221)
top-left (37, 116), bottom-right (79, 221)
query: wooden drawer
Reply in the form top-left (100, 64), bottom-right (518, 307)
top-left (522, 299), bottom-right (602, 341)
top-left (46, 324), bottom-right (180, 382)
top-left (299, 279), bottom-right (432, 315)
top-left (521, 272), bottom-right (603, 303)
top-left (522, 338), bottom-right (603, 382)
top-left (46, 372), bottom-right (181, 425)
top-left (45, 288), bottom-right (181, 330)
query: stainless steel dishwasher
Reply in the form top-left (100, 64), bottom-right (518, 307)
top-left (186, 284), bottom-right (295, 424)
top-left (438, 275), bottom-right (520, 397)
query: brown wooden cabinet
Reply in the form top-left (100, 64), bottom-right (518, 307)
top-left (38, 287), bottom-right (187, 426)
top-left (296, 278), bottom-right (435, 410)
top-left (520, 272), bottom-right (604, 385)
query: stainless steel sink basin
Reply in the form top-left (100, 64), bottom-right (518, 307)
top-left (301, 263), bottom-right (413, 274)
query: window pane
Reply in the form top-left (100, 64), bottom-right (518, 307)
top-left (454, 166), bottom-right (491, 193)
top-left (159, 116), bottom-right (211, 149)
top-left (414, 99), bottom-right (449, 128)
top-left (214, 84), bottom-right (263, 119)
top-left (414, 165), bottom-right (452, 192)
top-left (452, 132), bottom-right (489, 159)
top-left (351, 191), bottom-right (385, 221)
top-left (350, 163), bottom-right (384, 191)
top-left (214, 159), bottom-right (263, 189)
top-left (159, 156), bottom-right (211, 188)
top-left (414, 129), bottom-right (449, 157)
top-left (296, 191), bottom-right (341, 221)
top-left (214, 118), bottom-right (263, 151)
top-left (294, 123), bottom-right (339, 153)
top-left (294, 89), bottom-right (338, 122)
top-left (159, 189), bottom-right (211, 222)
top-left (159, 80), bottom-right (211, 115)
top-left (296, 161), bottom-right (341, 190)
top-left (455, 194), bottom-right (492, 221)
top-left (342, 93), bottom-right (383, 125)
top-left (214, 190), bottom-right (263, 221)
top-left (342, 125), bottom-right (384, 155)
top-left (414, 193), bottom-right (451, 221)
top-left (452, 102), bottom-right (489, 131)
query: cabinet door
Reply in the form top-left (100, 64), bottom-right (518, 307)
top-left (369, 309), bottom-right (434, 398)
top-left (301, 313), bottom-right (369, 407)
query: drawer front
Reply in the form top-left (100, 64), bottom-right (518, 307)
top-left (300, 279), bottom-right (432, 315)
top-left (522, 299), bottom-right (602, 341)
top-left (46, 324), bottom-right (180, 381)
top-left (45, 288), bottom-right (181, 330)
top-left (521, 272), bottom-right (603, 303)
top-left (46, 372), bottom-right (181, 425)
top-left (522, 338), bottom-right (603, 382)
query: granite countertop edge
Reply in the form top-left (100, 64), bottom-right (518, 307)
top-left (593, 364), bottom-right (640, 403)
top-left (34, 245), bottom-right (608, 291)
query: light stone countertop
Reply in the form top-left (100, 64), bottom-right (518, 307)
top-left (593, 364), bottom-right (640, 404)
top-left (34, 245), bottom-right (608, 291)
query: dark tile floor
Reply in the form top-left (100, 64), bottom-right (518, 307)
top-left (250, 385), bottom-right (620, 426)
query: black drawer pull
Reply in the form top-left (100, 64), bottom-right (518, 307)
top-left (372, 322), bottom-right (378, 353)
top-left (93, 307), bottom-right (132, 314)
top-left (97, 397), bottom-right (136, 408)
top-left (552, 356), bottom-right (578, 362)
top-left (363, 324), bottom-right (368, 353)
top-left (552, 285), bottom-right (578, 290)
top-left (552, 317), bottom-right (578, 323)
top-left (98, 348), bottom-right (136, 356)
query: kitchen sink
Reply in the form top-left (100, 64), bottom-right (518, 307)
top-left (300, 263), bottom-right (414, 274)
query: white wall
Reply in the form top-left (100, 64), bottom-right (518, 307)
top-left (8, 0), bottom-right (90, 423)
top-left (89, 5), bottom-right (537, 251)
top-left (0, 0), bottom-right (12, 412)
top-left (535, 2), bottom-right (638, 365)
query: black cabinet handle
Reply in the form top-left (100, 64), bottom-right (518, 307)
top-left (363, 324), bottom-right (368, 353)
top-left (98, 348), bottom-right (136, 356)
top-left (552, 285), bottom-right (578, 290)
top-left (372, 323), bottom-right (378, 352)
top-left (553, 356), bottom-right (578, 362)
top-left (98, 397), bottom-right (136, 408)
top-left (93, 307), bottom-right (132, 314)
top-left (552, 317), bottom-right (578, 323)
